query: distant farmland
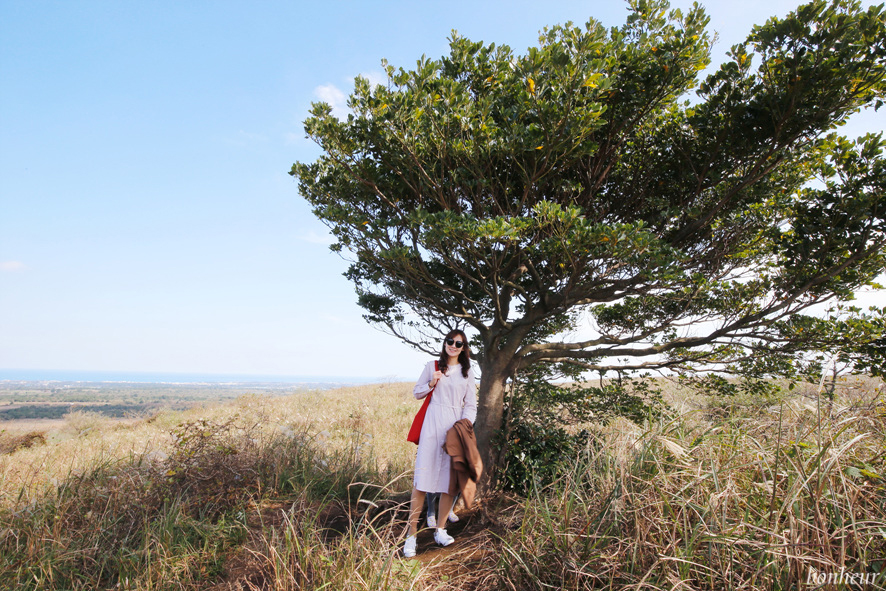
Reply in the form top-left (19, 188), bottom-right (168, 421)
top-left (0, 379), bottom-right (358, 422)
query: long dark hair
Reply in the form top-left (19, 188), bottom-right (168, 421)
top-left (438, 329), bottom-right (471, 378)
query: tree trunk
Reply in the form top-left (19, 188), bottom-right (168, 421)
top-left (474, 355), bottom-right (510, 492)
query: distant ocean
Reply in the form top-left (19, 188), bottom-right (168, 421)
top-left (0, 369), bottom-right (390, 385)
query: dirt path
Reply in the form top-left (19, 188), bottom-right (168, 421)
top-left (208, 496), bottom-right (505, 590)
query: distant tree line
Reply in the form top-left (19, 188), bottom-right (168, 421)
top-left (1, 404), bottom-right (153, 420)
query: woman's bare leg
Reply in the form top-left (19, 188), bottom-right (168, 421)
top-left (437, 492), bottom-right (454, 527)
top-left (408, 488), bottom-right (426, 536)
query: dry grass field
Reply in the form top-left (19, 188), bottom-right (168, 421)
top-left (1, 375), bottom-right (885, 590)
top-left (0, 381), bottom-right (419, 503)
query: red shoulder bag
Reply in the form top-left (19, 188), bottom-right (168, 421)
top-left (406, 361), bottom-right (438, 445)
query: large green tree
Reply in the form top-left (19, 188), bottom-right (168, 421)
top-left (292, 0), bottom-right (886, 479)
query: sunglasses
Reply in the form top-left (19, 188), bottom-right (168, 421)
top-left (445, 337), bottom-right (465, 349)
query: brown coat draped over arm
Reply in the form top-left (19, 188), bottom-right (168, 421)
top-left (443, 418), bottom-right (483, 509)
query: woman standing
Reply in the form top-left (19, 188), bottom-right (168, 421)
top-left (403, 329), bottom-right (477, 558)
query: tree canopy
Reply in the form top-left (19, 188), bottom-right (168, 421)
top-left (292, 0), bottom-right (886, 473)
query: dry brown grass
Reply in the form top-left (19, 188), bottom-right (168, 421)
top-left (2, 375), bottom-right (885, 590)
top-left (0, 382), bottom-right (418, 506)
top-left (446, 375), bottom-right (886, 590)
top-left (0, 431), bottom-right (46, 455)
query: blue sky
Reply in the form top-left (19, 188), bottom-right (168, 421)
top-left (1, 0), bottom-right (884, 380)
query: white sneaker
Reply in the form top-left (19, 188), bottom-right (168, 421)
top-left (434, 528), bottom-right (454, 547)
top-left (447, 510), bottom-right (459, 523)
top-left (403, 535), bottom-right (417, 558)
top-left (426, 513), bottom-right (437, 528)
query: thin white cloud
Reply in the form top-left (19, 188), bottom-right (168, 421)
top-left (314, 83), bottom-right (349, 118)
top-left (321, 314), bottom-right (350, 326)
top-left (222, 130), bottom-right (269, 147)
top-left (361, 70), bottom-right (387, 88)
top-left (305, 72), bottom-right (385, 130)
top-left (301, 230), bottom-right (334, 245)
top-left (0, 261), bottom-right (26, 272)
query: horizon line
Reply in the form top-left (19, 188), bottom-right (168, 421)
top-left (0, 368), bottom-right (410, 385)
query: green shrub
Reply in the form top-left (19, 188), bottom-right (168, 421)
top-left (497, 421), bottom-right (592, 493)
top-left (496, 365), bottom-right (665, 493)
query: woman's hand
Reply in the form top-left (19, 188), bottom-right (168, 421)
top-left (429, 369), bottom-right (443, 388)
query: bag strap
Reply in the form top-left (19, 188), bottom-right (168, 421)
top-left (427, 360), bottom-right (438, 395)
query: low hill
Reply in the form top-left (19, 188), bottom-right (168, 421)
top-left (1, 377), bottom-right (884, 589)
